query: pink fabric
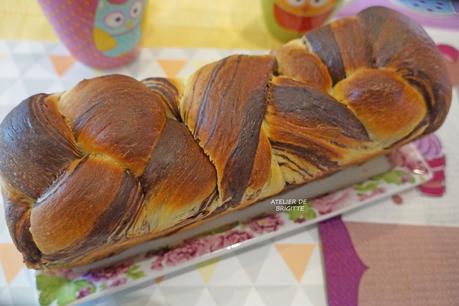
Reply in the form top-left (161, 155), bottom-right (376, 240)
top-left (319, 217), bottom-right (367, 306)
top-left (428, 156), bottom-right (446, 168)
top-left (438, 44), bottom-right (459, 62)
top-left (108, 0), bottom-right (130, 4)
top-left (414, 134), bottom-right (446, 197)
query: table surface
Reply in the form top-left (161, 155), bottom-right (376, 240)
top-left (0, 1), bottom-right (458, 305)
top-left (0, 42), bottom-right (328, 306)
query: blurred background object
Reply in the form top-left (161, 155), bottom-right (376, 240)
top-left (262, 0), bottom-right (339, 42)
top-left (336, 0), bottom-right (459, 29)
top-left (36, 0), bottom-right (148, 69)
top-left (0, 0), bottom-right (457, 53)
top-left (0, 0), bottom-right (328, 51)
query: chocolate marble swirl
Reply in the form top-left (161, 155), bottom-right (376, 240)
top-left (0, 7), bottom-right (451, 269)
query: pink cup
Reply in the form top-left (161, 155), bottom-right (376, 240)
top-left (37, 0), bottom-right (148, 69)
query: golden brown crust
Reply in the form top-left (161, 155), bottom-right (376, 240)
top-left (30, 155), bottom-right (143, 257)
top-left (0, 94), bottom-right (81, 199)
top-left (0, 7), bottom-right (452, 269)
top-left (2, 190), bottom-right (42, 265)
top-left (304, 24), bottom-right (346, 85)
top-left (59, 75), bottom-right (166, 176)
top-left (139, 119), bottom-right (217, 232)
top-left (356, 7), bottom-right (451, 133)
top-left (141, 77), bottom-right (183, 120)
top-left (273, 40), bottom-right (332, 91)
top-left (269, 76), bottom-right (370, 144)
top-left (181, 55), bottom-right (277, 205)
top-left (333, 68), bottom-right (427, 147)
top-left (330, 17), bottom-right (372, 74)
top-left (246, 133), bottom-right (273, 201)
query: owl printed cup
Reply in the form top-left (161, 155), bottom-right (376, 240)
top-left (262, 0), bottom-right (338, 41)
top-left (37, 0), bottom-right (148, 69)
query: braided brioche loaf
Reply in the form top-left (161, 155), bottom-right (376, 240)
top-left (0, 7), bottom-right (451, 269)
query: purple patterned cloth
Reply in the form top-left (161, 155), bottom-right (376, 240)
top-left (335, 0), bottom-right (459, 30)
top-left (319, 217), bottom-right (367, 306)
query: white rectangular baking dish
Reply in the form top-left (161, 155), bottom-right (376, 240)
top-left (32, 143), bottom-right (431, 306)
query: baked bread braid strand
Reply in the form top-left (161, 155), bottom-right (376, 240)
top-left (0, 7), bottom-right (451, 269)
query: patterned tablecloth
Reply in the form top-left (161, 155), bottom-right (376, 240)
top-left (0, 41), bottom-right (328, 306)
top-left (0, 1), bottom-right (458, 306)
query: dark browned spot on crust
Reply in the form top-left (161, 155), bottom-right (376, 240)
top-left (304, 25), bottom-right (346, 84)
top-left (3, 192), bottom-right (42, 265)
top-left (0, 94), bottom-right (81, 199)
top-left (270, 77), bottom-right (369, 141)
